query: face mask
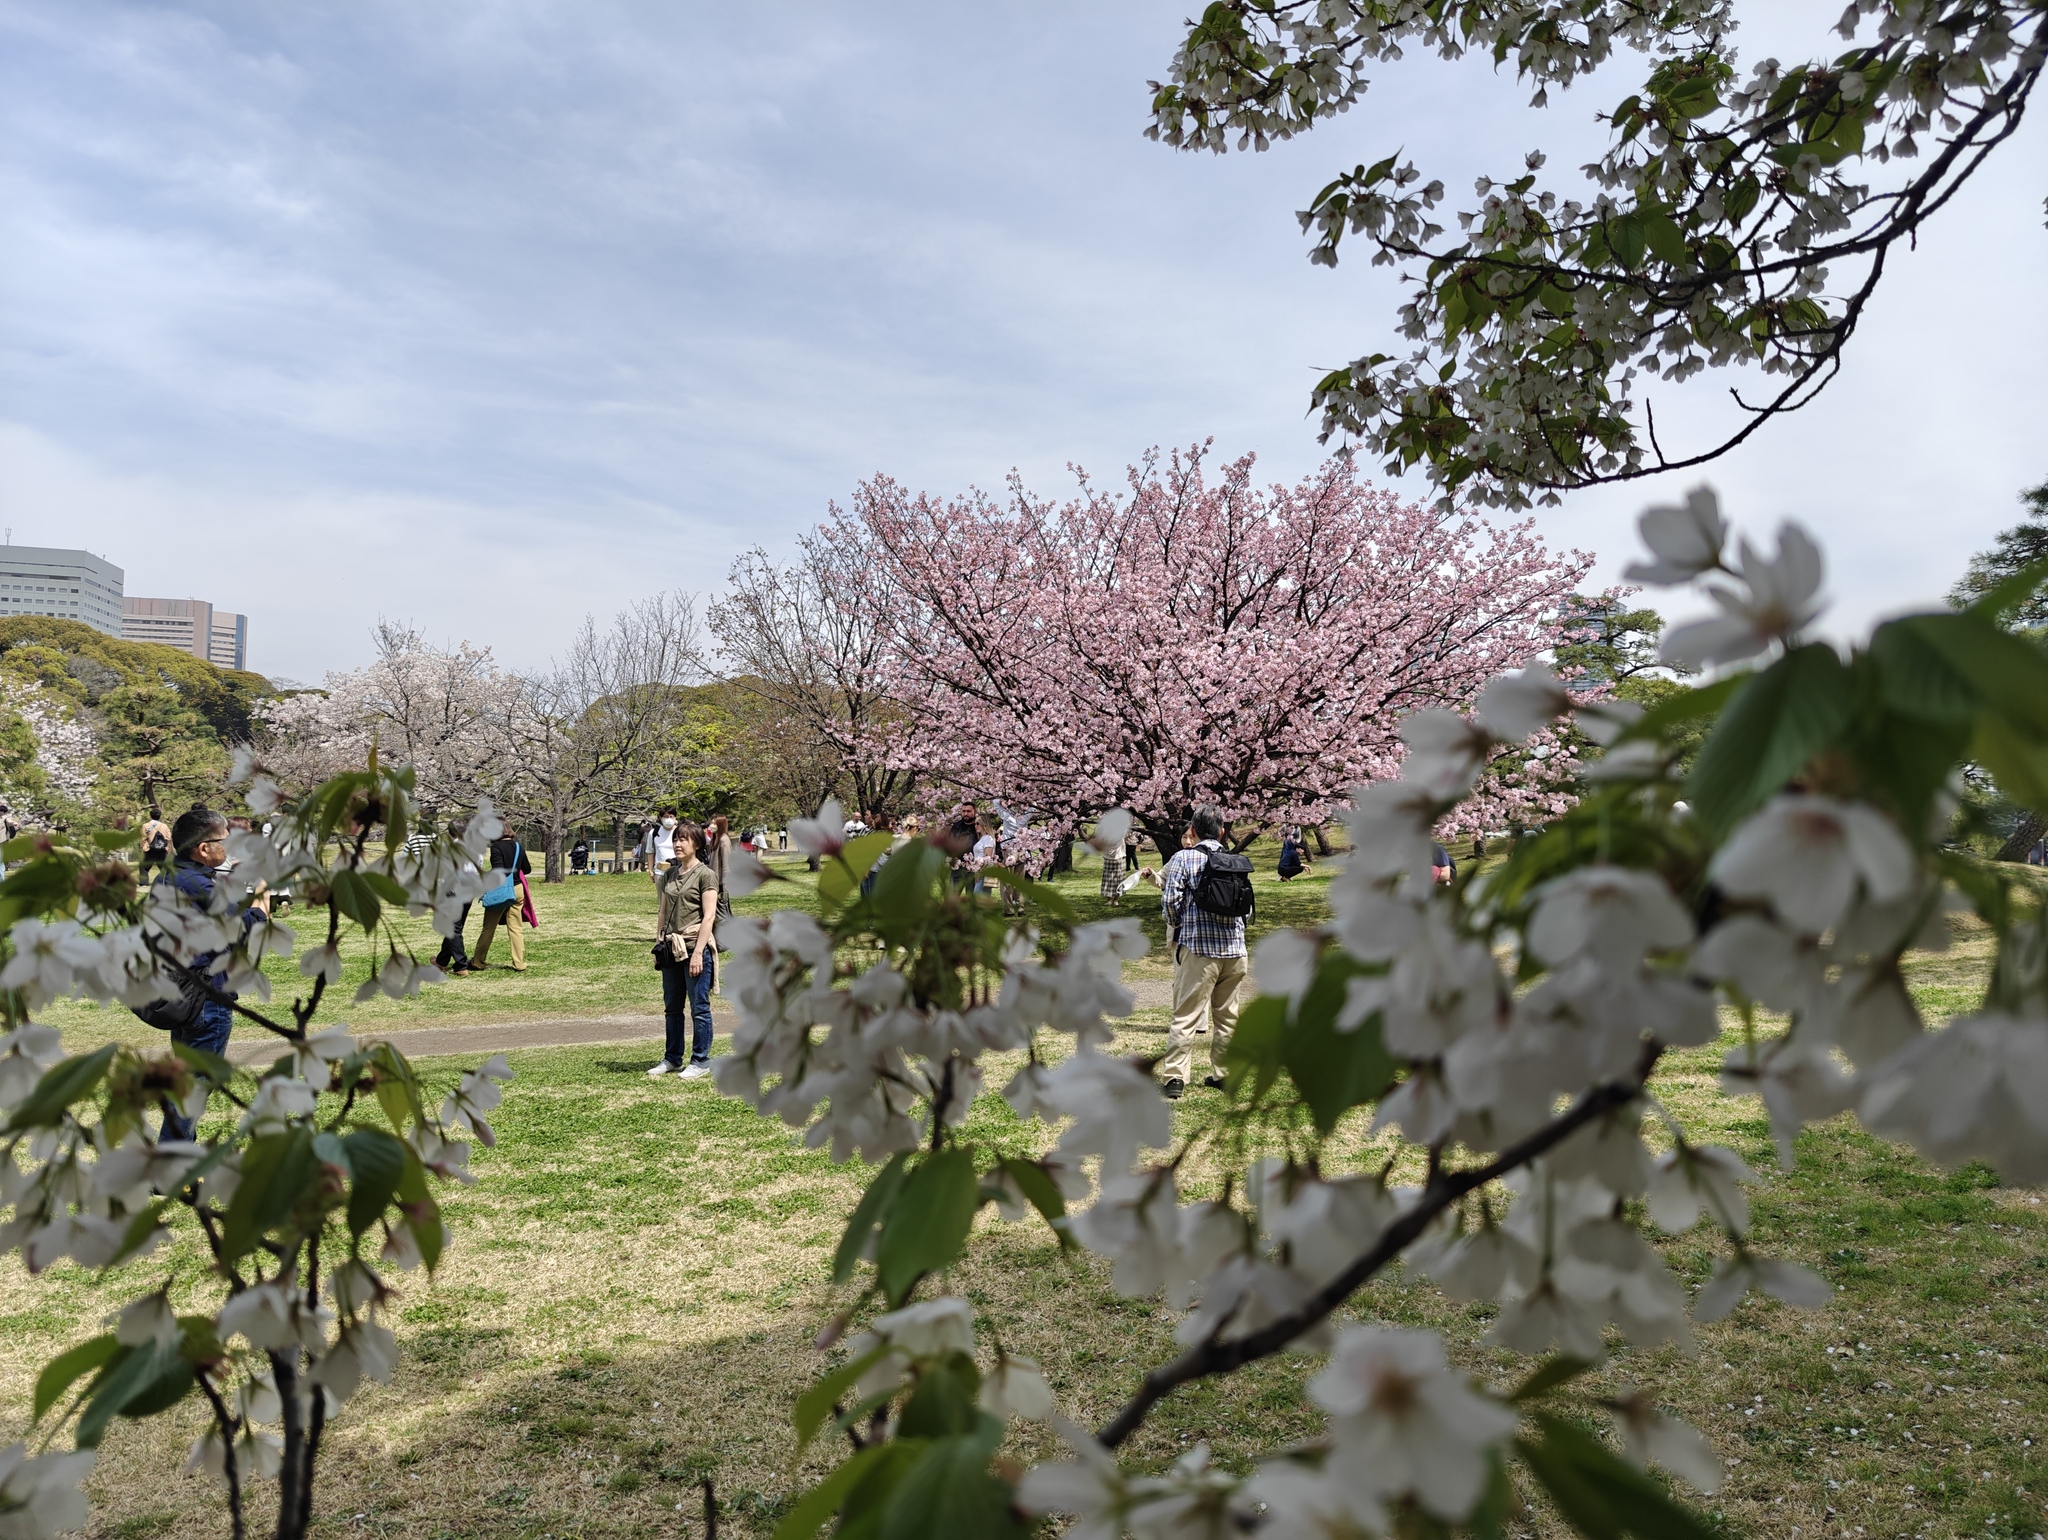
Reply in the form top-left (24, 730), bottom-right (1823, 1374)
top-left (661, 817), bottom-right (676, 830)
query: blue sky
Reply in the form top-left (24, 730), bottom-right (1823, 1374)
top-left (2, 1), bottom-right (2043, 682)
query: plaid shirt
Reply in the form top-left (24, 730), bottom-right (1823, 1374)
top-left (1161, 841), bottom-right (1246, 958)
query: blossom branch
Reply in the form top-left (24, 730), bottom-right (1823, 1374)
top-left (1095, 1043), bottom-right (1660, 1450)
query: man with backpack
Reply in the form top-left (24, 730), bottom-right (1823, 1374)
top-left (1157, 805), bottom-right (1254, 1100)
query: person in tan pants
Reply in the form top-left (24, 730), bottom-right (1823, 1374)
top-left (1156, 806), bottom-right (1250, 1097)
top-left (472, 826), bottom-right (531, 972)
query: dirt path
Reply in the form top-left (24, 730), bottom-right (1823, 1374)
top-left (227, 978), bottom-right (1199, 1063)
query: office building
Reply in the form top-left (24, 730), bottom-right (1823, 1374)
top-left (121, 597), bottom-right (253, 671)
top-left (0, 546), bottom-right (126, 636)
top-left (209, 611), bottom-right (248, 672)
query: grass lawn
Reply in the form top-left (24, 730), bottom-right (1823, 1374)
top-left (5, 846), bottom-right (2044, 1539)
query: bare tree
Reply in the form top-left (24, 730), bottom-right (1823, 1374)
top-left (505, 593), bottom-right (707, 881)
top-left (709, 537), bottom-right (914, 826)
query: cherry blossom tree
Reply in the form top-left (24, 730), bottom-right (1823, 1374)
top-left (253, 625), bottom-right (522, 822)
top-left (0, 679), bottom-right (98, 818)
top-left (844, 444), bottom-right (1590, 854)
top-left (710, 538), bottom-right (918, 827)
top-left (714, 491), bottom-right (2048, 1539)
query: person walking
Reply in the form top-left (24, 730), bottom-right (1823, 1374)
top-left (1158, 805), bottom-right (1254, 1100)
top-left (648, 820), bottom-right (719, 1081)
top-left (154, 805), bottom-right (269, 1139)
top-left (472, 823), bottom-right (532, 971)
top-left (434, 817), bottom-right (477, 975)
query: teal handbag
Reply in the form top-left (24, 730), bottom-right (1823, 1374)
top-left (481, 842), bottom-right (522, 907)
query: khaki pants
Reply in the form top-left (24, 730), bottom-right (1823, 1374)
top-left (1160, 948), bottom-right (1246, 1085)
top-left (473, 902), bottom-right (526, 971)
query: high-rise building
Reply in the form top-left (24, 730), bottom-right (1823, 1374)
top-left (209, 611), bottom-right (248, 672)
top-left (0, 546), bottom-right (125, 636)
top-left (121, 597), bottom-right (253, 672)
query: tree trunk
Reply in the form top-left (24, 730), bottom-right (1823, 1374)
top-left (1310, 824), bottom-right (1332, 857)
top-left (1997, 811), bottom-right (2046, 863)
top-left (1137, 816), bottom-right (1184, 864)
top-left (614, 815), bottom-right (626, 873)
top-left (1049, 836), bottom-right (1074, 876)
top-left (545, 810), bottom-right (567, 883)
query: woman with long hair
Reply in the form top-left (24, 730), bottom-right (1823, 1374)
top-left (649, 820), bottom-right (719, 1081)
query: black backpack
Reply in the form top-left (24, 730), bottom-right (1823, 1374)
top-left (1191, 848), bottom-right (1255, 920)
top-left (133, 969), bottom-right (206, 1033)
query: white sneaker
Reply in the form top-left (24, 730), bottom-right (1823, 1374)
top-left (647, 1060), bottom-right (678, 1077)
top-left (678, 1062), bottom-right (712, 1082)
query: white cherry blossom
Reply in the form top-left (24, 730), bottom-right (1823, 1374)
top-left (1474, 659), bottom-right (1571, 742)
top-left (1016, 1418), bottom-right (1129, 1540)
top-left (1611, 1391), bottom-right (1722, 1494)
top-left (1527, 866), bottom-right (1693, 970)
top-left (1695, 1254), bottom-right (1832, 1321)
top-left (1660, 521), bottom-right (1826, 669)
top-left (1309, 1327), bottom-right (1518, 1521)
top-left (1710, 794), bottom-right (1916, 934)
top-left (1622, 486), bottom-right (1727, 586)
top-left (788, 797), bottom-right (847, 860)
top-left (870, 1295), bottom-right (975, 1358)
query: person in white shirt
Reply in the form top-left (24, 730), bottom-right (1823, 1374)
top-left (635, 811), bottom-right (679, 885)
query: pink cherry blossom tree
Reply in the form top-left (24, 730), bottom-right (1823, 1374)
top-left (840, 444), bottom-right (1591, 854)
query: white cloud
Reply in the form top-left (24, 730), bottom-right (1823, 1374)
top-left (0, 0), bottom-right (2040, 682)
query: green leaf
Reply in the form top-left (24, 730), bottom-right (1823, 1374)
top-left (1641, 211), bottom-right (1690, 267)
top-left (1470, 1448), bottom-right (1515, 1540)
top-left (1224, 994), bottom-right (1287, 1102)
top-left (361, 871), bottom-right (412, 907)
top-left (103, 1200), bottom-right (172, 1272)
top-left (342, 1127), bottom-right (408, 1236)
top-left (328, 868), bottom-right (382, 931)
top-left (771, 1445), bottom-right (905, 1540)
top-left (878, 1418), bottom-right (1022, 1540)
top-left (170, 1039), bottom-right (235, 1091)
top-left (995, 1157), bottom-right (1072, 1246)
top-left (220, 1125), bottom-right (317, 1262)
top-left (875, 1149), bottom-right (981, 1306)
top-left (834, 1153), bottom-right (912, 1285)
top-left (818, 832), bottom-right (897, 907)
top-left (1686, 643), bottom-right (1852, 834)
top-left (3, 1045), bottom-right (117, 1132)
top-left (1610, 214), bottom-right (1647, 272)
top-left (1616, 673), bottom-right (1746, 744)
top-left (1515, 1414), bottom-right (1717, 1540)
top-left (1888, 613), bottom-right (2048, 740)
top-left (794, 1345), bottom-right (890, 1453)
top-left (833, 1441), bottom-right (930, 1540)
top-left (896, 1353), bottom-right (982, 1440)
top-left (978, 866), bottom-right (1078, 924)
top-left (77, 1340), bottom-right (192, 1447)
top-left (92, 829), bottom-right (140, 851)
top-left (1974, 717), bottom-right (2048, 819)
top-left (1280, 956), bottom-right (1396, 1134)
top-left (1508, 1354), bottom-right (1598, 1402)
top-left (34, 1334), bottom-right (121, 1421)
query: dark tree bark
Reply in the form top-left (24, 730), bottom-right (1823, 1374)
top-left (1997, 811), bottom-right (2045, 864)
top-left (1310, 824), bottom-right (1332, 857)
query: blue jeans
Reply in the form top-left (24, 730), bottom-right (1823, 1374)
top-left (164, 1000), bottom-right (233, 1141)
top-left (661, 951), bottom-right (715, 1066)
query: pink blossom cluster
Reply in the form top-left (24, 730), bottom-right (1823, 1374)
top-left (838, 443), bottom-right (1591, 845)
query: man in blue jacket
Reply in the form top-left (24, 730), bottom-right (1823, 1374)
top-left (160, 804), bottom-right (269, 1139)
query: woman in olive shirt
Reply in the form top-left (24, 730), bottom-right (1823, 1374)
top-left (649, 821), bottom-right (720, 1081)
